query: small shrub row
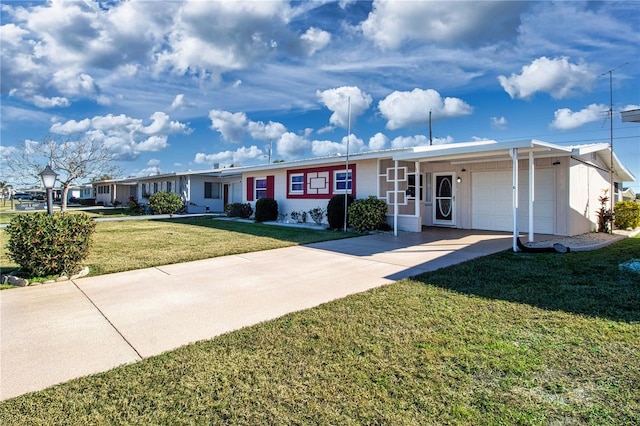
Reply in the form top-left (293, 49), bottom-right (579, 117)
top-left (6, 212), bottom-right (96, 277)
top-left (225, 203), bottom-right (253, 219)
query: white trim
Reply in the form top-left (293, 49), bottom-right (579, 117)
top-left (510, 148), bottom-right (519, 252)
top-left (529, 151), bottom-right (535, 242)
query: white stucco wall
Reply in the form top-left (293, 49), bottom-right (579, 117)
top-left (568, 159), bottom-right (611, 235)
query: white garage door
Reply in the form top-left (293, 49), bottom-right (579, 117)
top-left (471, 169), bottom-right (555, 234)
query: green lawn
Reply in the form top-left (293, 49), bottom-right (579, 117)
top-left (0, 217), bottom-right (355, 277)
top-left (1, 236), bottom-right (638, 425)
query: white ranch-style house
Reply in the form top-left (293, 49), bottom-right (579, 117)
top-left (94, 139), bottom-right (634, 247)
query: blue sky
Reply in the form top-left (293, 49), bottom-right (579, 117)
top-left (1, 1), bottom-right (639, 191)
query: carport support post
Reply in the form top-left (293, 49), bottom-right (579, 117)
top-left (529, 151), bottom-right (535, 242)
top-left (393, 160), bottom-right (398, 236)
top-left (510, 148), bottom-right (519, 252)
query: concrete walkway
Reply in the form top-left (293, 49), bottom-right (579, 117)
top-left (1, 229), bottom-right (513, 401)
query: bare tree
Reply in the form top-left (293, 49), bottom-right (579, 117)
top-left (4, 134), bottom-right (120, 211)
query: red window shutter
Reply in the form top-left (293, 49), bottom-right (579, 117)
top-left (247, 177), bottom-right (254, 201)
top-left (266, 175), bottom-right (274, 198)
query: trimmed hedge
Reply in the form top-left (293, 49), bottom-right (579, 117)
top-left (327, 194), bottom-right (355, 229)
top-left (348, 196), bottom-right (389, 232)
top-left (6, 212), bottom-right (95, 277)
top-left (148, 192), bottom-right (183, 215)
top-left (614, 200), bottom-right (640, 229)
top-left (255, 197), bottom-right (278, 222)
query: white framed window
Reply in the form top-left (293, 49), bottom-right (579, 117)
top-left (425, 172), bottom-right (432, 204)
top-left (289, 173), bottom-right (304, 194)
top-left (334, 170), bottom-right (352, 194)
top-left (204, 182), bottom-right (221, 199)
top-left (255, 178), bottom-right (268, 200)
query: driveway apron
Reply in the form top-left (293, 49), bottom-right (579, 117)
top-left (1, 230), bottom-right (512, 400)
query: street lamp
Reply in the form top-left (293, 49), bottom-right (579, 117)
top-left (39, 165), bottom-right (58, 215)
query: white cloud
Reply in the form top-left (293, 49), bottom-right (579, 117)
top-left (316, 86), bottom-right (372, 128)
top-left (361, 0), bottom-right (525, 49)
top-left (247, 120), bottom-right (287, 141)
top-left (49, 118), bottom-right (91, 134)
top-left (311, 134), bottom-right (364, 157)
top-left (317, 125), bottom-right (335, 135)
top-left (147, 159), bottom-right (161, 167)
top-left (31, 95), bottom-right (70, 109)
top-left (498, 57), bottom-right (595, 100)
top-left (300, 27), bottom-right (331, 56)
top-left (208, 110), bottom-right (248, 142)
top-left (194, 145), bottom-right (264, 166)
top-left (169, 94), bottom-right (195, 110)
top-left (368, 132), bottom-right (388, 150)
top-left (391, 134), bottom-right (453, 148)
top-left (276, 132), bottom-right (312, 158)
top-left (490, 116), bottom-right (508, 130)
top-left (49, 112), bottom-right (191, 160)
top-left (378, 88), bottom-right (472, 130)
top-left (550, 104), bottom-right (608, 130)
top-left (622, 104), bottom-right (640, 112)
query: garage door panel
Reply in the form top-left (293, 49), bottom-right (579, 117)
top-left (472, 169), bottom-right (555, 234)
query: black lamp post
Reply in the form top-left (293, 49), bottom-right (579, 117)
top-left (39, 165), bottom-right (58, 215)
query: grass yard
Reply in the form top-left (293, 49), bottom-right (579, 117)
top-left (0, 217), bottom-right (355, 277)
top-left (0, 236), bottom-right (638, 425)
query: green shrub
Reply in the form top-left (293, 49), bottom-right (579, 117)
top-left (614, 200), bottom-right (640, 229)
top-left (6, 212), bottom-right (96, 277)
top-left (309, 207), bottom-right (326, 225)
top-left (327, 194), bottom-right (355, 229)
top-left (225, 203), bottom-right (253, 218)
top-left (255, 197), bottom-right (278, 222)
top-left (148, 192), bottom-right (183, 215)
top-left (348, 196), bottom-right (389, 232)
top-left (128, 196), bottom-right (146, 215)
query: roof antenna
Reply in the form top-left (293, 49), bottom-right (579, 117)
top-left (429, 110), bottom-right (433, 145)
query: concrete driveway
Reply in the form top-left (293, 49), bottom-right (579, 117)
top-left (0, 229), bottom-right (512, 401)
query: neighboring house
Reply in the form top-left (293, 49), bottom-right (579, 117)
top-left (67, 184), bottom-right (94, 202)
top-left (622, 187), bottom-right (636, 202)
top-left (132, 168), bottom-right (243, 213)
top-left (92, 139), bottom-right (635, 246)
top-left (93, 179), bottom-right (137, 206)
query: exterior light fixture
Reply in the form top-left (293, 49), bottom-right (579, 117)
top-left (457, 176), bottom-right (462, 183)
top-left (39, 165), bottom-right (58, 215)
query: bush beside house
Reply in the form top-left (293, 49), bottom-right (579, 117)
top-left (348, 196), bottom-right (389, 232)
top-left (148, 192), bottom-right (183, 215)
top-left (255, 197), bottom-right (278, 222)
top-left (327, 194), bottom-right (355, 229)
top-left (225, 203), bottom-right (253, 218)
top-left (614, 200), bottom-right (640, 229)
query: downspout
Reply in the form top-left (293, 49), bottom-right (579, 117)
top-left (528, 151), bottom-right (534, 242)
top-left (510, 148), bottom-right (519, 252)
top-left (394, 160), bottom-right (398, 236)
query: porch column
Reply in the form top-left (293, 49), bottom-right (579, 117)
top-left (393, 160), bottom-right (398, 236)
top-left (528, 151), bottom-right (535, 242)
top-left (510, 148), bottom-right (519, 252)
top-left (414, 161), bottom-right (420, 218)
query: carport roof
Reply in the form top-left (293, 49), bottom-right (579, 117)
top-left (391, 139), bottom-right (635, 182)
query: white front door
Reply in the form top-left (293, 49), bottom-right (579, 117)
top-left (433, 173), bottom-right (455, 226)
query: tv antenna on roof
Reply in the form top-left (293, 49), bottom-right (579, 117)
top-left (600, 62), bottom-right (628, 232)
